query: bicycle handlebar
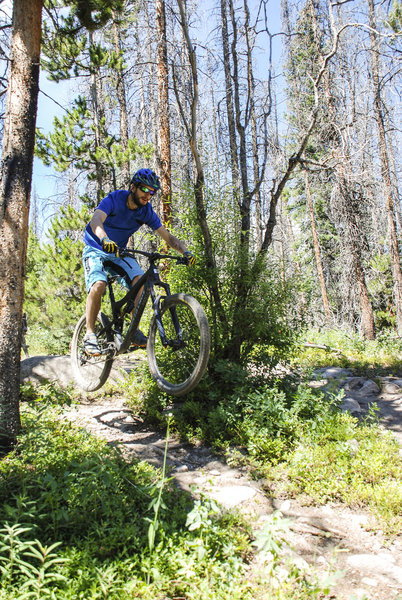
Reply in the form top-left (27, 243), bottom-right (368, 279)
top-left (118, 247), bottom-right (189, 265)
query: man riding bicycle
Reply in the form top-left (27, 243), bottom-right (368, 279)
top-left (82, 168), bottom-right (195, 356)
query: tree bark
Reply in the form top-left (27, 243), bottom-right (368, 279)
top-left (220, 0), bottom-right (240, 196)
top-left (0, 0), bottom-right (43, 453)
top-left (305, 171), bottom-right (332, 324)
top-left (112, 10), bottom-right (130, 186)
top-left (337, 174), bottom-right (376, 339)
top-left (175, 0), bottom-right (228, 338)
top-left (88, 30), bottom-right (105, 201)
top-left (156, 0), bottom-right (172, 226)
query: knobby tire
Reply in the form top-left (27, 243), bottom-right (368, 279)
top-left (71, 313), bottom-right (114, 392)
top-left (147, 293), bottom-right (210, 396)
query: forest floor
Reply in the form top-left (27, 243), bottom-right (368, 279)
top-left (21, 355), bottom-right (402, 600)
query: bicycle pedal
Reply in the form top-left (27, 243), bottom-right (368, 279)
top-left (84, 350), bottom-right (102, 357)
top-left (129, 344), bottom-right (145, 352)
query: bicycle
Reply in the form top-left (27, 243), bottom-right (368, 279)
top-left (71, 248), bottom-right (210, 396)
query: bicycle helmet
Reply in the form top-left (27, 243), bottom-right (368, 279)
top-left (130, 168), bottom-right (161, 190)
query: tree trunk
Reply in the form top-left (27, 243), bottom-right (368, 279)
top-left (367, 0), bottom-right (402, 336)
top-left (337, 175), bottom-right (376, 339)
top-left (112, 11), bottom-right (130, 186)
top-left (305, 171), bottom-right (332, 324)
top-left (176, 0), bottom-right (228, 340)
top-left (0, 0), bottom-right (43, 454)
top-left (308, 0), bottom-right (375, 338)
top-left (88, 30), bottom-right (105, 201)
top-left (220, 0), bottom-right (240, 196)
top-left (156, 0), bottom-right (172, 226)
top-left (144, 2), bottom-right (158, 160)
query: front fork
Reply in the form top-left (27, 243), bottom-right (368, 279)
top-left (151, 284), bottom-right (183, 348)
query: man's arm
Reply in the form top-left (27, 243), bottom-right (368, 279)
top-left (90, 209), bottom-right (108, 240)
top-left (156, 225), bottom-right (189, 254)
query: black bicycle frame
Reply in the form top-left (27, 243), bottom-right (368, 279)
top-left (103, 257), bottom-right (182, 355)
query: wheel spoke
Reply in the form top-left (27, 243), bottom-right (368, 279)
top-left (71, 314), bottom-right (113, 392)
top-left (147, 294), bottom-right (210, 396)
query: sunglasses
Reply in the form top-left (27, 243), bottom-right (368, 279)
top-left (138, 185), bottom-right (157, 196)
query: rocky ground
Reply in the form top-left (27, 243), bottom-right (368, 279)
top-left (21, 355), bottom-right (402, 600)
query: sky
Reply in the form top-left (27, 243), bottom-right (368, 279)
top-left (32, 72), bottom-right (74, 233)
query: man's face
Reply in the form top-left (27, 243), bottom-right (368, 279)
top-left (130, 183), bottom-right (155, 209)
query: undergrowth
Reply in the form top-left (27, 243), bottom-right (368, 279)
top-left (296, 327), bottom-right (402, 373)
top-left (0, 385), bottom-right (339, 599)
top-left (123, 343), bottom-right (402, 537)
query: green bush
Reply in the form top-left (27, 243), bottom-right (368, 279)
top-left (0, 394), bottom-right (255, 599)
top-left (24, 207), bottom-right (89, 355)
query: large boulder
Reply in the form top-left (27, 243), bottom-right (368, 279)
top-left (20, 355), bottom-right (76, 388)
top-left (20, 354), bottom-right (137, 390)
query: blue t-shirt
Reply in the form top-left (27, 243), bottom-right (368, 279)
top-left (84, 190), bottom-right (162, 250)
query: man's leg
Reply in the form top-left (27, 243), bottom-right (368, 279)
top-left (130, 275), bottom-right (147, 348)
top-left (131, 274), bottom-right (143, 308)
top-left (85, 280), bottom-right (107, 334)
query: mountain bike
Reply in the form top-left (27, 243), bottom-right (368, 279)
top-left (71, 248), bottom-right (210, 396)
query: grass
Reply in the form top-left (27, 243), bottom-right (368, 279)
top-left (11, 327), bottom-right (402, 597)
top-left (0, 385), bottom-right (339, 599)
top-left (122, 328), bottom-right (402, 538)
top-left (0, 397), bottom-right (249, 598)
top-left (266, 413), bottom-right (402, 534)
top-left (296, 327), bottom-right (402, 374)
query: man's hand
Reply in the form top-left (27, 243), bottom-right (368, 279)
top-left (101, 237), bottom-right (119, 256)
top-left (183, 251), bottom-right (196, 266)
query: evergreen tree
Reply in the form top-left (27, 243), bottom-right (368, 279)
top-left (24, 206), bottom-right (90, 353)
top-left (36, 96), bottom-right (153, 208)
top-left (38, 1), bottom-right (155, 207)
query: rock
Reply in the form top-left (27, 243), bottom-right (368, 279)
top-left (175, 465), bottom-right (189, 473)
top-left (356, 380), bottom-right (381, 395)
top-left (208, 485), bottom-right (257, 509)
top-left (20, 354), bottom-right (130, 389)
top-left (100, 411), bottom-right (129, 424)
top-left (347, 554), bottom-right (402, 585)
top-left (313, 367), bottom-right (353, 380)
top-left (279, 500), bottom-right (291, 512)
top-left (381, 378), bottom-right (402, 394)
top-left (341, 398), bottom-right (362, 416)
top-left (124, 415), bottom-right (136, 424)
top-left (21, 355), bottom-right (75, 388)
top-left (344, 377), bottom-right (368, 391)
top-left (347, 439), bottom-right (360, 454)
top-left (120, 424), bottom-right (135, 433)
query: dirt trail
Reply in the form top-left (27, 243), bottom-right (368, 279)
top-left (22, 357), bottom-right (402, 599)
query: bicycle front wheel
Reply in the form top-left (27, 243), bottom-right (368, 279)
top-left (147, 293), bottom-right (210, 396)
top-left (71, 313), bottom-right (114, 392)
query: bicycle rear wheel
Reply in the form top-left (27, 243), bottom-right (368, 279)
top-left (71, 313), bottom-right (114, 392)
top-left (147, 293), bottom-right (210, 396)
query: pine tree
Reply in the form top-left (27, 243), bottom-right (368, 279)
top-left (24, 206), bottom-right (90, 352)
top-left (36, 95), bottom-right (153, 208)
top-left (39, 1), bottom-right (155, 207)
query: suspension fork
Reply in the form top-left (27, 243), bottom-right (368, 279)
top-left (150, 283), bottom-right (183, 347)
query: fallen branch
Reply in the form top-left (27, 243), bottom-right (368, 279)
top-left (302, 342), bottom-right (345, 356)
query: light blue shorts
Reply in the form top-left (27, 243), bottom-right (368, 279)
top-left (83, 246), bottom-right (144, 292)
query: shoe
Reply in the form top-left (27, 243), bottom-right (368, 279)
top-left (130, 329), bottom-right (147, 349)
top-left (84, 333), bottom-right (101, 356)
